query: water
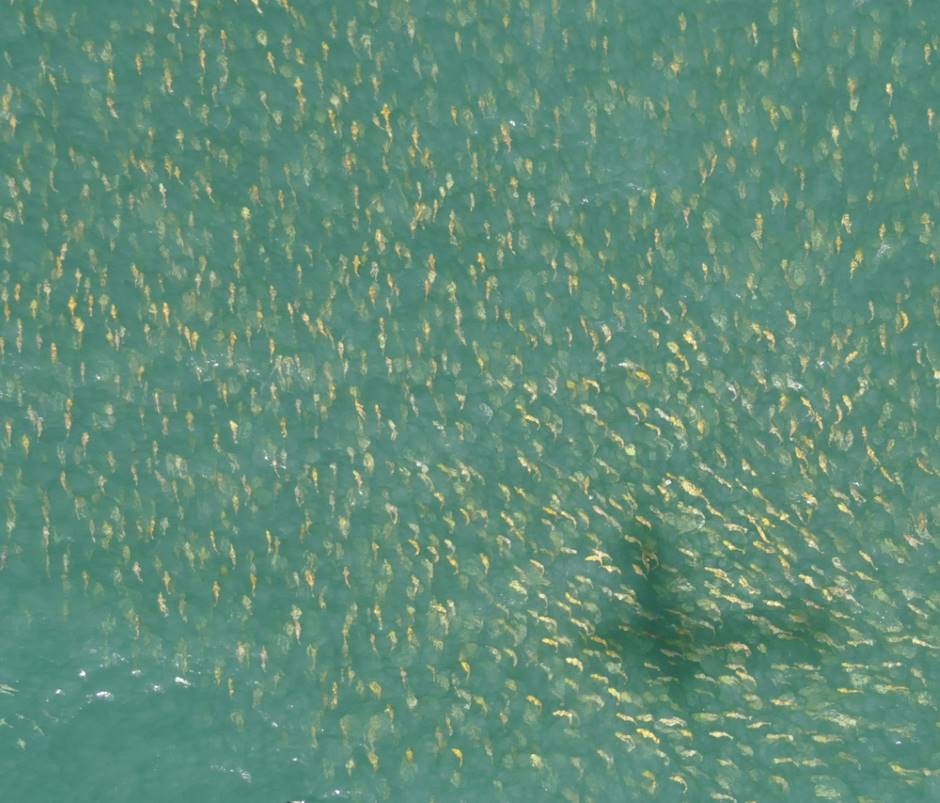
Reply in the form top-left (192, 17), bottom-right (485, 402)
top-left (1, 1), bottom-right (938, 801)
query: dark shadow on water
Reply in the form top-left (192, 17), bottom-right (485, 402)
top-left (593, 559), bottom-right (706, 708)
top-left (590, 527), bottom-right (841, 709)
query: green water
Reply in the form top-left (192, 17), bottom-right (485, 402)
top-left (1, 0), bottom-right (938, 800)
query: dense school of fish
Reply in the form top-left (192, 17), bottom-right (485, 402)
top-left (1, 0), bottom-right (938, 799)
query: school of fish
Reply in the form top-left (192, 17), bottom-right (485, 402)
top-left (0, 0), bottom-right (938, 800)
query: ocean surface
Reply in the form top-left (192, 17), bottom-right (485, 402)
top-left (1, 1), bottom-right (938, 800)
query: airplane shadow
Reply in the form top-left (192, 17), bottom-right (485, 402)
top-left (589, 526), bottom-right (842, 709)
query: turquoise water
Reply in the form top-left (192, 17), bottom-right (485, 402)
top-left (1, 1), bottom-right (939, 800)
